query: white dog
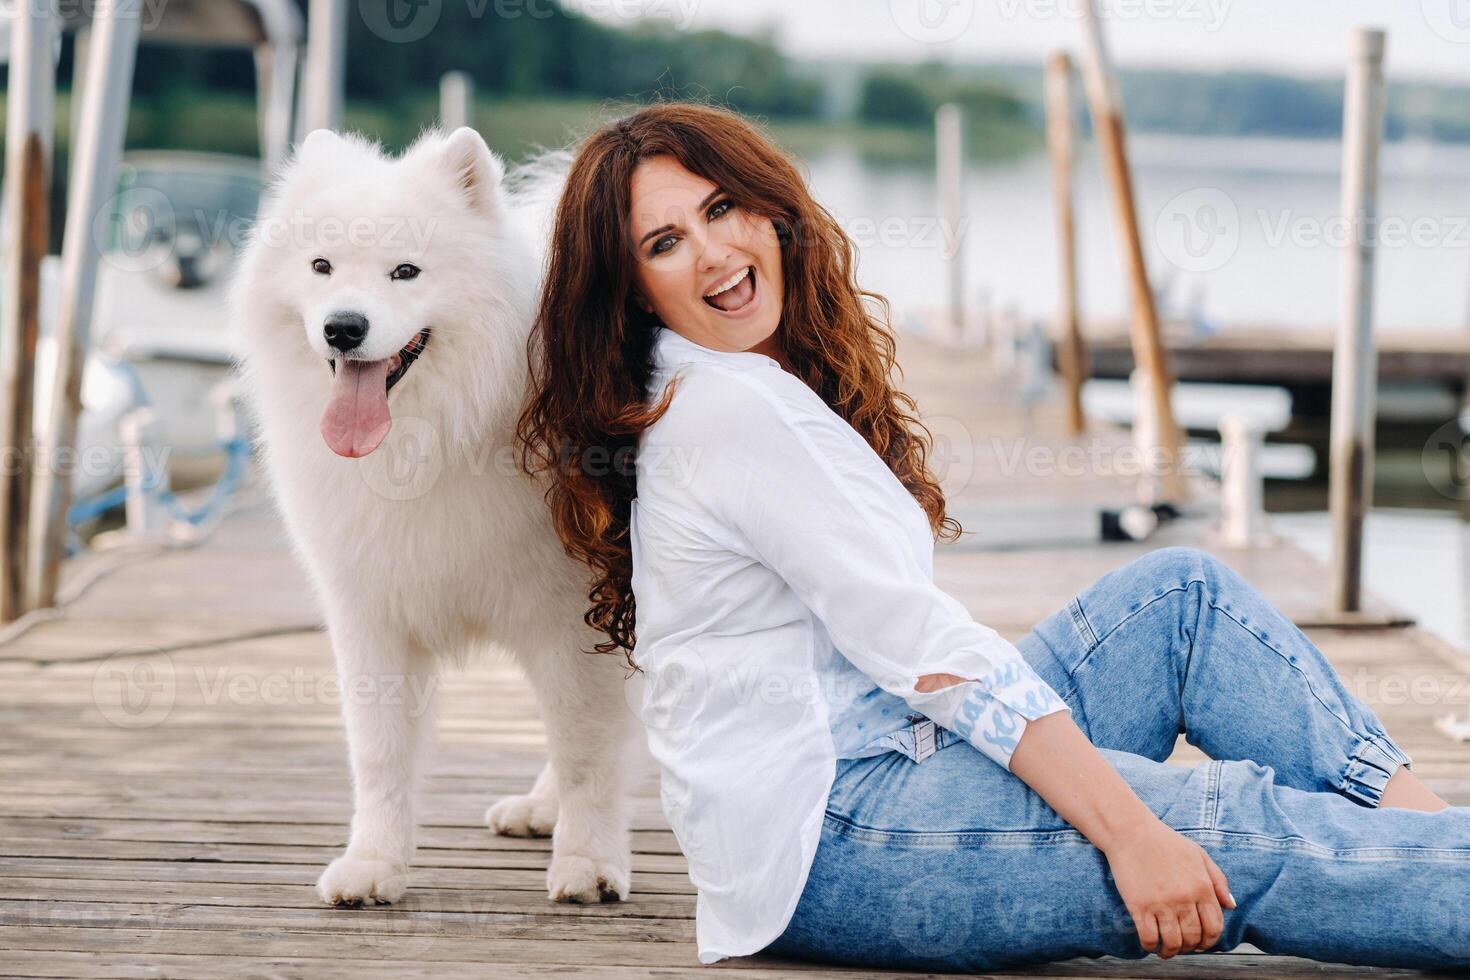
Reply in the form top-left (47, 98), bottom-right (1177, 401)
top-left (229, 127), bottom-right (633, 906)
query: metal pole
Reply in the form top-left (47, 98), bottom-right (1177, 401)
top-left (1, 1), bottom-right (57, 622)
top-left (440, 71), bottom-right (474, 132)
top-left (300, 0), bottom-right (346, 134)
top-left (1044, 52), bottom-right (1087, 436)
top-left (28, 0), bottom-right (142, 611)
top-left (1077, 1), bottom-right (1188, 503)
top-left (1329, 28), bottom-right (1387, 613)
top-left (935, 103), bottom-right (965, 343)
top-left (255, 40), bottom-right (300, 175)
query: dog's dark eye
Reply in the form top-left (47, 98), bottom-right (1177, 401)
top-left (312, 258), bottom-right (331, 275)
top-left (390, 263), bottom-right (421, 281)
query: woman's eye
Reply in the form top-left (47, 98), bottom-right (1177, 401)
top-left (390, 263), bottom-right (421, 281)
top-left (708, 199), bottom-right (733, 220)
top-left (651, 235), bottom-right (677, 256)
top-left (311, 257), bottom-right (331, 275)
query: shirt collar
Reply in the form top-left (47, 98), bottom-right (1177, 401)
top-left (650, 325), bottom-right (781, 373)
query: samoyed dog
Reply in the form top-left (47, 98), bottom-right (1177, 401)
top-left (229, 127), bottom-right (633, 906)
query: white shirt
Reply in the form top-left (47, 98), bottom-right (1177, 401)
top-left (629, 326), bottom-right (1071, 964)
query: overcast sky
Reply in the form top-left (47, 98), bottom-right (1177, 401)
top-left (580, 0), bottom-right (1470, 83)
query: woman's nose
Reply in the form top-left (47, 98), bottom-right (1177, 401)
top-left (696, 236), bottom-right (735, 273)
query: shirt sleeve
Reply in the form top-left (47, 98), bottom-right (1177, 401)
top-left (651, 366), bottom-right (1071, 772)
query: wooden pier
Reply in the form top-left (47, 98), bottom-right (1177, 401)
top-left (1, 332), bottom-right (1467, 977)
top-left (1076, 322), bottom-right (1470, 386)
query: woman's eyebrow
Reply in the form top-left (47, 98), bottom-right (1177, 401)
top-left (637, 188), bottom-right (724, 247)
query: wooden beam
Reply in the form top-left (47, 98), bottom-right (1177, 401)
top-left (1044, 52), bottom-right (1087, 436)
top-left (1076, 2), bottom-right (1188, 502)
top-left (1329, 28), bottom-right (1388, 613)
top-left (0, 2), bottom-right (57, 622)
top-left (935, 103), bottom-right (966, 343)
top-left (28, 0), bottom-right (142, 611)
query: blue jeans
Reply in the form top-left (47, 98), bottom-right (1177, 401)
top-left (764, 547), bottom-right (1470, 971)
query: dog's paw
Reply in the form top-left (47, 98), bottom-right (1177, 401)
top-left (316, 853), bottom-right (408, 907)
top-left (486, 793), bottom-right (557, 838)
top-left (547, 852), bottom-right (630, 904)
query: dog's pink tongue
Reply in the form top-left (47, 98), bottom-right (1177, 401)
top-left (320, 359), bottom-right (393, 458)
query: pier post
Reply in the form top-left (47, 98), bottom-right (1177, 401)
top-left (300, 0), bottom-right (346, 135)
top-left (1329, 28), bottom-right (1387, 613)
top-left (1044, 52), bottom-right (1087, 436)
top-left (440, 71), bottom-right (475, 133)
top-left (1077, 2), bottom-right (1187, 502)
top-left (29, 1), bottom-right (141, 611)
top-left (0, 2), bottom-right (57, 621)
top-left (935, 103), bottom-right (966, 343)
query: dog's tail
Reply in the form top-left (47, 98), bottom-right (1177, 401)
top-left (505, 147), bottom-right (574, 255)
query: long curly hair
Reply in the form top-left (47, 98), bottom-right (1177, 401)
top-left (516, 101), bottom-right (961, 666)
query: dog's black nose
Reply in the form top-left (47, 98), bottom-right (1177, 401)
top-left (324, 311), bottom-right (369, 352)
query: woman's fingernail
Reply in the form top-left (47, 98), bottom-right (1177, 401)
top-left (1228, 892), bottom-right (1237, 907)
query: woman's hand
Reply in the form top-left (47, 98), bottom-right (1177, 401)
top-left (1102, 817), bottom-right (1236, 958)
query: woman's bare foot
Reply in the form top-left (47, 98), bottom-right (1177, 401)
top-left (1379, 766), bottom-right (1450, 812)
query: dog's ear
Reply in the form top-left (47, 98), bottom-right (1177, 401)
top-left (438, 127), bottom-right (506, 217)
top-left (296, 128), bottom-right (344, 163)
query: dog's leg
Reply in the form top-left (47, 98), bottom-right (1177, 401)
top-left (485, 757), bottom-right (558, 838)
top-left (316, 619), bottom-right (437, 907)
top-left (505, 641), bottom-right (633, 903)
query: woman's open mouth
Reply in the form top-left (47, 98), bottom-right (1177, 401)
top-left (702, 266), bottom-right (757, 314)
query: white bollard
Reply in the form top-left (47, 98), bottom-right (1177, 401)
top-left (1217, 414), bottom-right (1273, 548)
top-left (119, 408), bottom-right (166, 541)
top-left (440, 71), bottom-right (475, 132)
top-left (1131, 368), bottom-right (1161, 506)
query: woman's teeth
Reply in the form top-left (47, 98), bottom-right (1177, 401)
top-left (703, 267), bottom-right (750, 299)
top-left (703, 266), bottom-right (757, 312)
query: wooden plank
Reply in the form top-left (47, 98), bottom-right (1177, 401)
top-left (0, 333), bottom-right (1464, 977)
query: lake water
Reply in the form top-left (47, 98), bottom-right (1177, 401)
top-left (801, 134), bottom-right (1470, 653)
top-left (803, 133), bottom-right (1470, 333)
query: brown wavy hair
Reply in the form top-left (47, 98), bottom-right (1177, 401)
top-left (516, 101), bottom-right (961, 666)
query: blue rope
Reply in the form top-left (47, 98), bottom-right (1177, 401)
top-left (61, 356), bottom-right (250, 546)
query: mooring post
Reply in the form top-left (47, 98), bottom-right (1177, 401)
top-left (440, 71), bottom-right (475, 133)
top-left (0, 2), bottom-right (57, 622)
top-left (1044, 52), bottom-right (1087, 436)
top-left (935, 103), bottom-right (966, 343)
top-left (300, 0), bottom-right (346, 135)
top-left (1329, 27), bottom-right (1387, 613)
top-left (28, 0), bottom-right (142, 612)
top-left (1077, 1), bottom-right (1187, 502)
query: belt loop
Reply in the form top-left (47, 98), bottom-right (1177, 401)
top-left (911, 717), bottom-right (937, 763)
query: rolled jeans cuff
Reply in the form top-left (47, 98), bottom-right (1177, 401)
top-left (1342, 731), bottom-right (1414, 808)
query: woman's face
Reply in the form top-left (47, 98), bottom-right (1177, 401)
top-left (627, 155), bottom-right (784, 357)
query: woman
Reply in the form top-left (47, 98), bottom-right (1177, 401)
top-left (517, 101), bottom-right (1468, 972)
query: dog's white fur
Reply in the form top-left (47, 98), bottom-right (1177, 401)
top-left (229, 127), bottom-right (633, 905)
